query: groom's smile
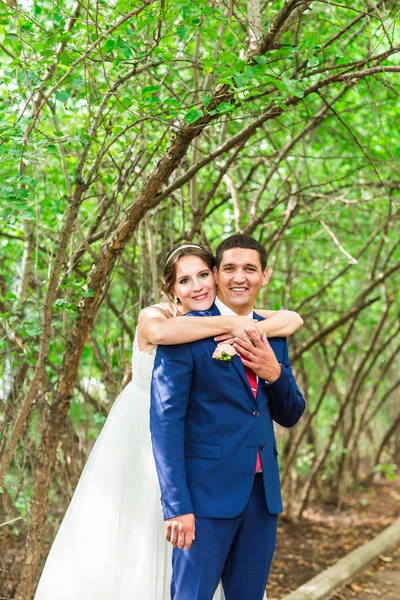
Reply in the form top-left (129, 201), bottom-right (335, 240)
top-left (214, 248), bottom-right (269, 315)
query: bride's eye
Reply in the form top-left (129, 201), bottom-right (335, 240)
top-left (179, 278), bottom-right (190, 284)
top-left (200, 272), bottom-right (210, 279)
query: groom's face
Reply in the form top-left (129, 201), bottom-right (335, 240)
top-left (214, 248), bottom-right (269, 315)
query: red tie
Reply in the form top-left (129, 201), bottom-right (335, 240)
top-left (243, 363), bottom-right (262, 473)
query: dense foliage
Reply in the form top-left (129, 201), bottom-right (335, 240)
top-left (0, 1), bottom-right (399, 596)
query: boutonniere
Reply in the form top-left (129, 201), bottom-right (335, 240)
top-left (212, 344), bottom-right (238, 361)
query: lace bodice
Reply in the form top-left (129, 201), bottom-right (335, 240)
top-left (131, 331), bottom-right (156, 391)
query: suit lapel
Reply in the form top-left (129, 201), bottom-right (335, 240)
top-left (251, 311), bottom-right (266, 404)
top-left (208, 303), bottom-right (258, 403)
top-left (231, 354), bottom-right (255, 398)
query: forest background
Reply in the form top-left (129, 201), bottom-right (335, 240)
top-left (0, 0), bottom-right (399, 598)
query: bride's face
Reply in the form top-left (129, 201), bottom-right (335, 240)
top-left (173, 255), bottom-right (216, 313)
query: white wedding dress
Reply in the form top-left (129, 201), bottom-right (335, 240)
top-left (34, 334), bottom-right (225, 599)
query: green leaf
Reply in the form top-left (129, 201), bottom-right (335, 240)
top-left (141, 85), bottom-right (160, 96)
top-left (217, 102), bottom-right (233, 113)
top-left (253, 56), bottom-right (267, 66)
top-left (103, 39), bottom-right (115, 52)
top-left (71, 76), bottom-right (84, 89)
top-left (176, 26), bottom-right (191, 41)
top-left (269, 78), bottom-right (288, 93)
top-left (55, 90), bottom-right (71, 103)
top-left (202, 93), bottom-right (212, 108)
top-left (292, 88), bottom-right (305, 98)
top-left (164, 98), bottom-right (181, 108)
top-left (233, 74), bottom-right (246, 89)
top-left (184, 108), bottom-right (204, 124)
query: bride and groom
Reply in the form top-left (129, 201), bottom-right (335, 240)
top-left (34, 234), bottom-right (305, 600)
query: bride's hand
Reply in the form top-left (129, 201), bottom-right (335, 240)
top-left (214, 316), bottom-right (260, 345)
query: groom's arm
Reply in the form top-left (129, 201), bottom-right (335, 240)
top-left (150, 342), bottom-right (194, 520)
top-left (261, 338), bottom-right (305, 428)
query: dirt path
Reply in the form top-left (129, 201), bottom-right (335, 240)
top-left (1, 478), bottom-right (399, 599)
top-left (268, 477), bottom-right (400, 599)
top-left (333, 543), bottom-right (400, 600)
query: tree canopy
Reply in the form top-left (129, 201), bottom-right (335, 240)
top-left (0, 1), bottom-right (399, 597)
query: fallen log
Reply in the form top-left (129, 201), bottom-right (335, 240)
top-left (282, 518), bottom-right (400, 600)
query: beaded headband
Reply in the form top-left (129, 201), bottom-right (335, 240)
top-left (165, 244), bottom-right (203, 265)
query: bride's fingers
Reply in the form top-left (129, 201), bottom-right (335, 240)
top-left (214, 332), bottom-right (252, 343)
top-left (215, 336), bottom-right (235, 345)
top-left (214, 333), bottom-right (232, 342)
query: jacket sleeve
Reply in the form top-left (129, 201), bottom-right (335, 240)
top-left (150, 343), bottom-right (195, 520)
top-left (260, 339), bottom-right (305, 428)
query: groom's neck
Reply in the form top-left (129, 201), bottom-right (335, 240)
top-left (215, 296), bottom-right (254, 316)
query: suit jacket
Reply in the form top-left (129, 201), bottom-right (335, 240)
top-left (150, 303), bottom-right (305, 520)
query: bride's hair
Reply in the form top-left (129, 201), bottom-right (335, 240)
top-left (161, 244), bottom-right (215, 300)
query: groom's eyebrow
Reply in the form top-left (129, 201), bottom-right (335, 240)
top-left (222, 262), bottom-right (258, 269)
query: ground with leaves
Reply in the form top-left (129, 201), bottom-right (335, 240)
top-left (268, 477), bottom-right (400, 599)
top-left (1, 477), bottom-right (399, 599)
top-left (333, 544), bottom-right (400, 600)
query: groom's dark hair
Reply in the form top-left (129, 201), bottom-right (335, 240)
top-left (215, 234), bottom-right (267, 270)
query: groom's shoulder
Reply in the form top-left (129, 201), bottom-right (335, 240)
top-left (184, 310), bottom-right (208, 317)
top-left (185, 302), bottom-right (219, 318)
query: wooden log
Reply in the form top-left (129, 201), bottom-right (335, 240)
top-left (282, 518), bottom-right (400, 600)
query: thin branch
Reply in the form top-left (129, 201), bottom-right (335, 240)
top-left (20, 1), bottom-right (157, 156)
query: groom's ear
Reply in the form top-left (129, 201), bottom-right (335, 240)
top-left (261, 268), bottom-right (269, 287)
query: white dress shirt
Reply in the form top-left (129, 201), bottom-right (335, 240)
top-left (215, 296), bottom-right (254, 319)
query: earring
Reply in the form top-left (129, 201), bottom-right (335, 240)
top-left (173, 296), bottom-right (178, 318)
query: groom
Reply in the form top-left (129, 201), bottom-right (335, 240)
top-left (150, 234), bottom-right (305, 599)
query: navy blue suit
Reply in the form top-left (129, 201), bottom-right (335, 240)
top-left (150, 303), bottom-right (305, 599)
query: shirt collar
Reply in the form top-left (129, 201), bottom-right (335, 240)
top-left (215, 297), bottom-right (253, 319)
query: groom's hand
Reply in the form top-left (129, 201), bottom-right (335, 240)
top-left (166, 513), bottom-right (195, 550)
top-left (234, 329), bottom-right (281, 383)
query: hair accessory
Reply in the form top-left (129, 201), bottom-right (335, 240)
top-left (165, 244), bottom-right (202, 265)
top-left (173, 296), bottom-right (178, 318)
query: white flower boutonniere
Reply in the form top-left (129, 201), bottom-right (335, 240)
top-left (212, 344), bottom-right (238, 361)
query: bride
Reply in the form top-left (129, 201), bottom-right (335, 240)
top-left (34, 244), bottom-right (303, 600)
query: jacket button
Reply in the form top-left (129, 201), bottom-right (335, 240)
top-left (253, 411), bottom-right (259, 418)
top-left (260, 443), bottom-right (265, 450)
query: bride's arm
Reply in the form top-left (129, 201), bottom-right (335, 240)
top-left (256, 309), bottom-right (303, 337)
top-left (138, 305), bottom-right (303, 351)
top-left (138, 304), bottom-right (255, 351)
top-left (214, 309), bottom-right (303, 344)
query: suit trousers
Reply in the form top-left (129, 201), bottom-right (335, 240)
top-left (170, 474), bottom-right (278, 600)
